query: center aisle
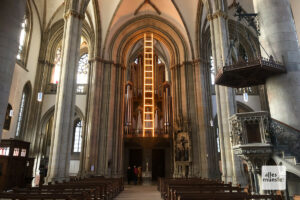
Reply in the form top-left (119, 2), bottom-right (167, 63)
top-left (114, 185), bottom-right (162, 200)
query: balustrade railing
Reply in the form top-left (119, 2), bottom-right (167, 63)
top-left (229, 111), bottom-right (270, 146)
top-left (124, 128), bottom-right (170, 138)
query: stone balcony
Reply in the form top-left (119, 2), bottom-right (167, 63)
top-left (215, 57), bottom-right (286, 88)
top-left (229, 111), bottom-right (273, 163)
top-left (123, 129), bottom-right (170, 138)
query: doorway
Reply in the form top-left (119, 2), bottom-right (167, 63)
top-left (129, 149), bottom-right (142, 168)
top-left (152, 149), bottom-right (165, 180)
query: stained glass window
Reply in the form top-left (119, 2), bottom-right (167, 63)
top-left (210, 56), bottom-right (215, 85)
top-left (77, 54), bottom-right (89, 84)
top-left (17, 18), bottom-right (28, 60)
top-left (51, 46), bottom-right (62, 84)
top-left (73, 120), bottom-right (83, 153)
top-left (16, 83), bottom-right (31, 138)
top-left (50, 47), bottom-right (89, 86)
top-left (16, 93), bottom-right (26, 137)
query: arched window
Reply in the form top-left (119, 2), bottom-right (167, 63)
top-left (210, 56), bottom-right (215, 85)
top-left (3, 104), bottom-right (13, 130)
top-left (77, 53), bottom-right (89, 84)
top-left (50, 46), bottom-right (62, 84)
top-left (16, 3), bottom-right (31, 66)
top-left (49, 47), bottom-right (89, 88)
top-left (239, 44), bottom-right (248, 62)
top-left (16, 83), bottom-right (31, 138)
top-left (73, 120), bottom-right (83, 153)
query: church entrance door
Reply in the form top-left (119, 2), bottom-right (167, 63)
top-left (129, 149), bottom-right (142, 168)
top-left (152, 149), bottom-right (165, 181)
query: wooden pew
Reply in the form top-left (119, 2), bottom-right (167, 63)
top-left (170, 185), bottom-right (243, 200)
top-left (158, 177), bottom-right (283, 200)
top-left (0, 177), bottom-right (123, 200)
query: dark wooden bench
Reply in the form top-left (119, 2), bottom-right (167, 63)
top-left (158, 178), bottom-right (283, 200)
top-left (0, 177), bottom-right (123, 200)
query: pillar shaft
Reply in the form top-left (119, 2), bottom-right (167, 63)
top-left (254, 0), bottom-right (300, 130)
top-left (208, 3), bottom-right (246, 185)
top-left (47, 1), bottom-right (87, 182)
top-left (80, 60), bottom-right (104, 176)
top-left (80, 61), bottom-right (125, 177)
top-left (0, 1), bottom-right (26, 137)
top-left (163, 84), bottom-right (170, 133)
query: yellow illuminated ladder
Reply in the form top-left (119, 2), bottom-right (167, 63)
top-left (143, 33), bottom-right (154, 137)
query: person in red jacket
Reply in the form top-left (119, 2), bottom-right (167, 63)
top-left (133, 165), bottom-right (138, 185)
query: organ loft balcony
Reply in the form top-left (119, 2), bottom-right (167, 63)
top-left (215, 56), bottom-right (286, 88)
top-left (123, 129), bottom-right (170, 138)
top-left (229, 111), bottom-right (273, 161)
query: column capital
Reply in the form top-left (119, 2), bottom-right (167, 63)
top-left (89, 57), bottom-right (114, 64)
top-left (89, 57), bottom-right (125, 69)
top-left (64, 9), bottom-right (85, 20)
top-left (207, 10), bottom-right (228, 21)
top-left (193, 57), bottom-right (210, 65)
top-left (38, 59), bottom-right (54, 66)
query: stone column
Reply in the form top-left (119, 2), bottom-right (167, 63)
top-left (208, 3), bottom-right (246, 185)
top-left (170, 65), bottom-right (181, 128)
top-left (124, 82), bottom-right (132, 134)
top-left (111, 64), bottom-right (126, 177)
top-left (193, 59), bottom-right (220, 179)
top-left (163, 82), bottom-right (170, 134)
top-left (46, 0), bottom-right (89, 182)
top-left (0, 1), bottom-right (26, 137)
top-left (80, 61), bottom-right (124, 178)
top-left (170, 60), bottom-right (219, 178)
top-left (254, 0), bottom-right (300, 130)
top-left (79, 59), bottom-right (104, 177)
top-left (27, 59), bottom-right (54, 154)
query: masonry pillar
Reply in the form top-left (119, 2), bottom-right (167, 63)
top-left (254, 0), bottom-right (300, 130)
top-left (208, 2), bottom-right (247, 185)
top-left (80, 61), bottom-right (124, 178)
top-left (80, 59), bottom-right (104, 177)
top-left (193, 60), bottom-right (220, 179)
top-left (0, 1), bottom-right (26, 137)
top-left (163, 82), bottom-right (171, 134)
top-left (46, 0), bottom-right (89, 182)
